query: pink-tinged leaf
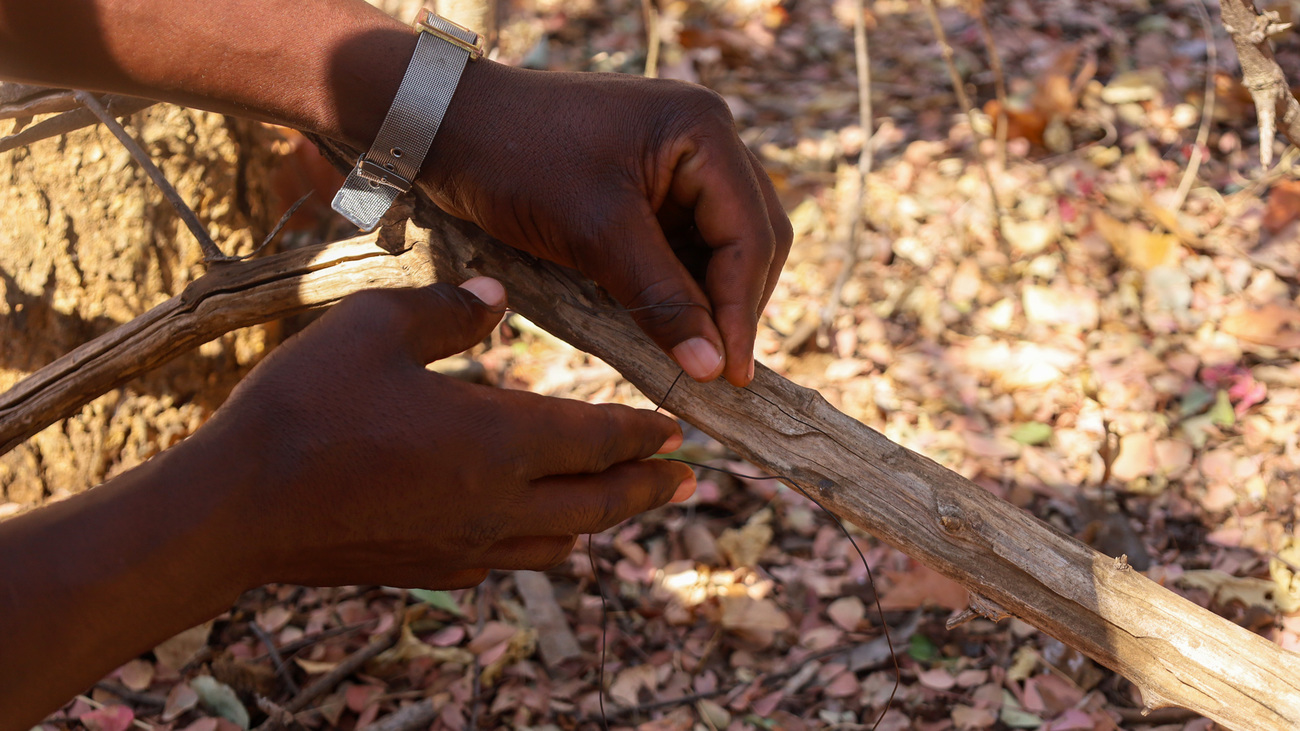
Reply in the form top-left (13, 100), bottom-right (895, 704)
top-left (429, 625), bottom-right (465, 647)
top-left (952, 704), bottom-right (998, 730)
top-left (1229, 376), bottom-right (1267, 416)
top-left (356, 700), bottom-right (382, 728)
top-left (918, 667), bottom-right (957, 691)
top-left (80, 706), bottom-right (134, 731)
top-left (750, 689), bottom-right (784, 717)
top-left (878, 563), bottom-right (968, 611)
top-left (345, 683), bottom-right (383, 713)
top-left (827, 596), bottom-right (866, 631)
top-left (823, 670), bottom-right (861, 698)
top-left (800, 625), bottom-right (842, 651)
top-left (478, 640), bottom-right (509, 667)
top-left (117, 659), bottom-right (155, 692)
top-left (1044, 708), bottom-right (1096, 730)
top-left (163, 682), bottom-right (200, 722)
top-left (467, 621), bottom-right (517, 654)
top-left (255, 605), bottom-right (293, 634)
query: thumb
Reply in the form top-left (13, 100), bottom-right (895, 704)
top-left (585, 206), bottom-right (726, 382)
top-left (397, 277), bottom-right (507, 364)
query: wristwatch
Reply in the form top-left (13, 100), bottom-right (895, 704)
top-left (331, 10), bottom-right (484, 231)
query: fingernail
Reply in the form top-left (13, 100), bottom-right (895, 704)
top-left (670, 474), bottom-right (697, 503)
top-left (657, 432), bottom-right (683, 454)
top-left (459, 277), bottom-right (506, 309)
top-left (747, 359), bottom-right (755, 384)
top-left (672, 338), bottom-right (723, 381)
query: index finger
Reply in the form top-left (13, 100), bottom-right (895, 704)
top-left (670, 128), bottom-right (776, 387)
top-left (491, 391), bottom-right (682, 478)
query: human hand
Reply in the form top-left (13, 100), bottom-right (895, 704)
top-left (192, 278), bottom-right (695, 590)
top-left (422, 63), bottom-right (793, 386)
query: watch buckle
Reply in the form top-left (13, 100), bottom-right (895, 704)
top-left (356, 156), bottom-right (412, 193)
top-left (415, 10), bottom-right (486, 61)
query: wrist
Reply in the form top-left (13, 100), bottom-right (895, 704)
top-left (152, 422), bottom-right (273, 596)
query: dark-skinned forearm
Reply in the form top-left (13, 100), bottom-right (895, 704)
top-left (0, 434), bottom-right (260, 730)
top-left (0, 0), bottom-right (424, 149)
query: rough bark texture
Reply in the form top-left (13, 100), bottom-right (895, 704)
top-left (0, 227), bottom-right (433, 457)
top-left (4, 186), bottom-right (1300, 727)
top-left (0, 103), bottom-right (280, 506)
top-left (404, 206), bottom-right (1300, 731)
top-left (1219, 0), bottom-right (1300, 165)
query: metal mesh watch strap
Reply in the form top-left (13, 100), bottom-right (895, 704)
top-left (331, 14), bottom-right (479, 231)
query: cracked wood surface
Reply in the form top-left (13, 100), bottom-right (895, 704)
top-left (3, 186), bottom-right (1299, 728)
top-left (0, 229), bottom-right (435, 456)
top-left (407, 208), bottom-right (1300, 731)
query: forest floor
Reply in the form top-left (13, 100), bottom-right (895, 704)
top-left (31, 0), bottom-right (1300, 730)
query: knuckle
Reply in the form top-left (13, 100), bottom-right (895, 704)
top-left (625, 280), bottom-right (703, 333)
top-left (458, 515), bottom-right (506, 551)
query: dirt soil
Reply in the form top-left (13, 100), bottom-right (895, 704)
top-left (6, 0), bottom-right (1300, 730)
top-left (0, 105), bottom-right (289, 506)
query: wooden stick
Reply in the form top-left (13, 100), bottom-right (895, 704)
top-left (0, 97), bottom-right (156, 154)
top-left (254, 624), bottom-right (401, 731)
top-left (0, 83), bottom-right (146, 121)
top-left (1218, 0), bottom-right (1300, 166)
top-left (74, 91), bottom-right (232, 262)
top-left (0, 230), bottom-right (433, 456)
top-left (1172, 0), bottom-right (1217, 213)
top-left (920, 0), bottom-right (1005, 237)
top-left (398, 205), bottom-right (1300, 731)
top-left (4, 142), bottom-right (1300, 728)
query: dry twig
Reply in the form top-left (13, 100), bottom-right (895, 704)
top-left (641, 0), bottom-right (660, 78)
top-left (1218, 0), bottom-right (1300, 165)
top-left (1173, 0), bottom-right (1218, 212)
top-left (73, 90), bottom-right (232, 262)
top-left (920, 0), bottom-right (1005, 236)
top-left (254, 624), bottom-right (401, 731)
top-left (969, 0), bottom-right (1009, 168)
top-left (0, 96), bottom-right (155, 154)
top-left (820, 0), bottom-right (876, 347)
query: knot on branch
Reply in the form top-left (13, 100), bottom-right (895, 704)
top-left (946, 592), bottom-right (1011, 629)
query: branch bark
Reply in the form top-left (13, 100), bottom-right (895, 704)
top-left (0, 226), bottom-right (435, 455)
top-left (2, 148), bottom-right (1299, 729)
top-left (402, 199), bottom-right (1300, 731)
top-left (1219, 0), bottom-right (1300, 165)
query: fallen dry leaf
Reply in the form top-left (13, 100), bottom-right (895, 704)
top-left (1221, 303), bottom-right (1300, 349)
top-left (1264, 180), bottom-right (1300, 234)
top-left (79, 705), bottom-right (134, 731)
top-left (117, 658), bottom-right (154, 693)
top-left (1092, 211), bottom-right (1181, 271)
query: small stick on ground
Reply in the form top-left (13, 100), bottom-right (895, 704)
top-left (1172, 0), bottom-right (1218, 213)
top-left (641, 0), bottom-right (660, 78)
top-left (468, 577), bottom-right (492, 731)
top-left (920, 0), bottom-right (1006, 237)
top-left (820, 0), bottom-right (876, 346)
top-left (249, 622), bottom-right (301, 696)
top-left (253, 624), bottom-right (401, 731)
top-left (969, 0), bottom-right (1009, 168)
top-left (73, 90), bottom-right (233, 263)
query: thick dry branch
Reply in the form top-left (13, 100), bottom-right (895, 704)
top-left (0, 96), bottom-right (155, 154)
top-left (3, 159), bottom-right (1299, 730)
top-left (0, 83), bottom-right (147, 121)
top-left (401, 208), bottom-right (1300, 731)
top-left (1219, 0), bottom-right (1300, 165)
top-left (0, 229), bottom-right (434, 455)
